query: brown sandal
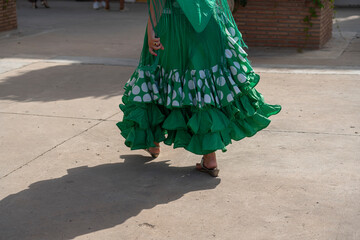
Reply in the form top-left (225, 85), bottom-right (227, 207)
top-left (196, 158), bottom-right (219, 177)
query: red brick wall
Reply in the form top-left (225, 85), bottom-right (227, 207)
top-left (0, 0), bottom-right (17, 32)
top-left (233, 0), bottom-right (333, 48)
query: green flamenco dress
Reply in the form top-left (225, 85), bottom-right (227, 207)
top-left (116, 0), bottom-right (281, 155)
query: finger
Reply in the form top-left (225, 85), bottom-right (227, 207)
top-left (152, 44), bottom-right (163, 50)
top-left (149, 47), bottom-right (157, 56)
top-left (155, 43), bottom-right (164, 50)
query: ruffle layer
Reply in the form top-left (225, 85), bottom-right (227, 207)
top-left (117, 91), bottom-right (281, 155)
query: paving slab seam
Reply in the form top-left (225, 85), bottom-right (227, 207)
top-left (263, 129), bottom-right (359, 137)
top-left (0, 112), bottom-right (120, 180)
top-left (0, 111), bottom-right (120, 122)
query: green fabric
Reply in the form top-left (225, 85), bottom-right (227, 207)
top-left (176, 0), bottom-right (216, 33)
top-left (116, 0), bottom-right (281, 155)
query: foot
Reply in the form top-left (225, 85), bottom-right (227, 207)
top-left (93, 1), bottom-right (100, 10)
top-left (196, 152), bottom-right (219, 177)
top-left (41, 1), bottom-right (50, 8)
top-left (145, 142), bottom-right (160, 158)
top-left (119, 7), bottom-right (129, 12)
top-left (32, 3), bottom-right (38, 8)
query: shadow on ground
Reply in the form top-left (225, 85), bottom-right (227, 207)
top-left (0, 155), bottom-right (220, 240)
top-left (0, 63), bottom-right (132, 102)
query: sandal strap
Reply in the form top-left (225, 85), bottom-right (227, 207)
top-left (200, 157), bottom-right (216, 170)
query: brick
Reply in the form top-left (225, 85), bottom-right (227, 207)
top-left (0, 0), bottom-right (17, 32)
top-left (233, 0), bottom-right (333, 48)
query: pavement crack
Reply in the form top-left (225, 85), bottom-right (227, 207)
top-left (0, 112), bottom-right (119, 180)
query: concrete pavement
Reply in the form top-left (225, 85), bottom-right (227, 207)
top-left (0, 1), bottom-right (359, 240)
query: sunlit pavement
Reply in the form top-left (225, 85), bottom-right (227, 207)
top-left (0, 2), bottom-right (359, 240)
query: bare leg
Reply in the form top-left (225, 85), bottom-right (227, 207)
top-left (119, 0), bottom-right (125, 10)
top-left (196, 152), bottom-right (217, 169)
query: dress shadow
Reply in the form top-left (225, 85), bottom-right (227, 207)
top-left (0, 154), bottom-right (220, 240)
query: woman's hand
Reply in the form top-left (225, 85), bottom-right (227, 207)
top-left (147, 19), bottom-right (164, 56)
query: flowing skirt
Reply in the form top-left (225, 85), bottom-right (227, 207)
top-left (116, 2), bottom-right (281, 155)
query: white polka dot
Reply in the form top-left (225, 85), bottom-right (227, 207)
top-left (227, 93), bottom-right (234, 102)
top-left (158, 98), bottom-right (163, 104)
top-left (234, 86), bottom-right (241, 94)
top-left (217, 91), bottom-right (223, 100)
top-left (215, 96), bottom-right (220, 104)
top-left (229, 27), bottom-right (235, 37)
top-left (191, 70), bottom-right (196, 76)
top-left (172, 90), bottom-right (177, 99)
top-left (161, 68), bottom-right (165, 76)
top-left (132, 86), bottom-right (140, 95)
top-left (233, 37), bottom-right (239, 43)
top-left (204, 94), bottom-right (211, 103)
top-left (199, 70), bottom-right (205, 79)
top-left (188, 80), bottom-right (195, 90)
top-left (237, 74), bottom-right (247, 83)
top-left (217, 77), bottom-right (226, 86)
top-left (229, 76), bottom-right (235, 85)
top-left (152, 84), bottom-right (159, 93)
top-left (174, 72), bottom-right (180, 82)
top-left (145, 71), bottom-right (150, 77)
top-left (231, 49), bottom-right (237, 58)
top-left (234, 62), bottom-right (240, 69)
top-left (172, 100), bottom-right (179, 107)
top-left (239, 55), bottom-right (246, 62)
top-left (192, 98), bottom-right (197, 106)
top-left (238, 46), bottom-right (246, 55)
top-left (143, 94), bottom-right (151, 102)
top-left (228, 36), bottom-right (236, 45)
top-left (178, 86), bottom-right (183, 95)
top-left (197, 79), bottom-right (203, 88)
top-left (225, 49), bottom-right (232, 58)
top-left (188, 93), bottom-right (193, 100)
top-left (228, 42), bottom-right (234, 49)
top-left (205, 79), bottom-right (209, 88)
top-left (242, 65), bottom-right (248, 72)
top-left (167, 97), bottom-right (171, 105)
top-left (133, 96), bottom-right (142, 102)
top-left (225, 28), bottom-right (230, 35)
top-left (141, 82), bottom-right (148, 92)
top-left (212, 65), bottom-right (218, 72)
top-left (167, 85), bottom-right (171, 94)
top-left (147, 82), bottom-right (152, 90)
top-left (197, 92), bottom-right (201, 102)
top-left (138, 70), bottom-right (144, 78)
top-left (230, 66), bottom-right (237, 75)
top-left (128, 78), bottom-right (135, 86)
